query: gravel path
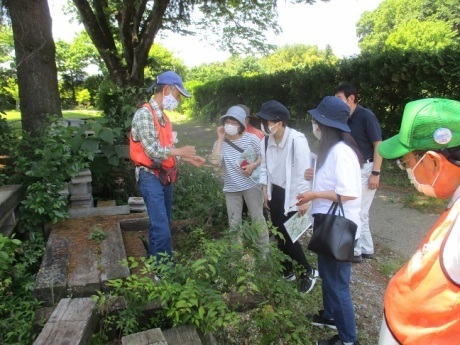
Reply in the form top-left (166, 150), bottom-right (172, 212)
top-left (370, 188), bottom-right (438, 259)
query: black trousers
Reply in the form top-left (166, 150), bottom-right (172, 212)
top-left (270, 184), bottom-right (312, 275)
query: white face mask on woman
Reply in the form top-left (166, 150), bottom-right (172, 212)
top-left (224, 124), bottom-right (239, 136)
top-left (268, 123), bottom-right (279, 136)
top-left (162, 89), bottom-right (179, 110)
top-left (261, 124), bottom-right (269, 136)
top-left (312, 123), bottom-right (321, 140)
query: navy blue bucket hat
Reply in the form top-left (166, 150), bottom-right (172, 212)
top-left (308, 96), bottom-right (351, 132)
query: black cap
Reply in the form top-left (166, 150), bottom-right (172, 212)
top-left (256, 100), bottom-right (290, 122)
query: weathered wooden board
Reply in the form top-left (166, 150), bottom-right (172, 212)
top-left (33, 234), bottom-right (70, 307)
top-left (67, 232), bottom-right (100, 297)
top-left (33, 298), bottom-right (98, 345)
top-left (121, 328), bottom-right (167, 345)
top-left (162, 325), bottom-right (203, 345)
top-left (100, 224), bottom-right (130, 282)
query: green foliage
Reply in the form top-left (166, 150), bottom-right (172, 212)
top-left (172, 163), bottom-right (227, 226)
top-left (188, 44), bottom-right (337, 84)
top-left (357, 0), bottom-right (460, 53)
top-left (0, 235), bottom-right (22, 281)
top-left (187, 47), bottom-right (460, 139)
top-left (93, 220), bottom-right (318, 343)
top-left (260, 44), bottom-right (338, 73)
top-left (96, 80), bottom-right (139, 136)
top-left (11, 119), bottom-right (94, 235)
top-left (0, 233), bottom-right (44, 344)
top-left (89, 226), bottom-right (107, 244)
top-left (144, 44), bottom-right (187, 82)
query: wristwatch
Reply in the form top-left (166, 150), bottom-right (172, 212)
top-left (371, 170), bottom-right (380, 176)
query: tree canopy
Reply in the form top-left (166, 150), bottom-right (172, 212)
top-left (357, 0), bottom-right (459, 53)
top-left (70, 0), bottom-right (323, 87)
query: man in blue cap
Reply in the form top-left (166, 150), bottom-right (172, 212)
top-left (130, 71), bottom-right (205, 268)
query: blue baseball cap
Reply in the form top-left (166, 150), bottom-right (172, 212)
top-left (308, 96), bottom-right (351, 132)
top-left (146, 71), bottom-right (191, 98)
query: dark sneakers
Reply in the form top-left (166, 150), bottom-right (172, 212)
top-left (316, 334), bottom-right (360, 345)
top-left (299, 269), bottom-right (319, 293)
top-left (354, 253), bottom-right (374, 263)
top-left (310, 310), bottom-right (337, 330)
top-left (361, 253), bottom-right (374, 259)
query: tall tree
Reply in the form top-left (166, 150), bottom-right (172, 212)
top-left (357, 0), bottom-right (459, 53)
top-left (70, 0), bottom-right (322, 88)
top-left (4, 0), bottom-right (62, 136)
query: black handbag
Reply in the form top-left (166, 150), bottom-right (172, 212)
top-left (307, 195), bottom-right (357, 262)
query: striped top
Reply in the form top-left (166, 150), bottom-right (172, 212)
top-left (217, 133), bottom-right (262, 192)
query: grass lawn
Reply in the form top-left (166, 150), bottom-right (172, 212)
top-left (4, 109), bottom-right (103, 122)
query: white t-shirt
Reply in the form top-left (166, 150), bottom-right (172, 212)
top-left (311, 141), bottom-right (362, 239)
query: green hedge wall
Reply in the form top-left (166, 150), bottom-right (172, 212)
top-left (188, 48), bottom-right (460, 139)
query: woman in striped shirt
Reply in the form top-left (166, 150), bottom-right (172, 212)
top-left (210, 105), bottom-right (269, 253)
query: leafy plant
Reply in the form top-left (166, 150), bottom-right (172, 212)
top-left (0, 234), bottom-right (22, 286)
top-left (88, 226), bottom-right (106, 244)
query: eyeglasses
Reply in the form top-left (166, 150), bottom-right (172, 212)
top-left (395, 153), bottom-right (422, 170)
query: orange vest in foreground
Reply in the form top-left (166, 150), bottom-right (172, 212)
top-left (130, 103), bottom-right (176, 170)
top-left (383, 198), bottom-right (460, 344)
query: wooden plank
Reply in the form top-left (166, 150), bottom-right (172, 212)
top-left (33, 233), bottom-right (70, 306)
top-left (67, 234), bottom-right (100, 297)
top-left (122, 328), bottom-right (167, 345)
top-left (162, 325), bottom-right (202, 345)
top-left (33, 298), bottom-right (98, 345)
top-left (119, 217), bottom-right (150, 231)
top-left (100, 224), bottom-right (130, 283)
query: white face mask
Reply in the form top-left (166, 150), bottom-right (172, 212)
top-left (405, 153), bottom-right (441, 198)
top-left (406, 168), bottom-right (437, 197)
top-left (312, 123), bottom-right (321, 140)
top-left (162, 90), bottom-right (179, 110)
top-left (268, 123), bottom-right (279, 136)
top-left (260, 124), bottom-right (269, 136)
top-left (224, 124), bottom-right (239, 136)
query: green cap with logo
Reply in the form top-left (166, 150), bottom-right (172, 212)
top-left (379, 98), bottom-right (460, 159)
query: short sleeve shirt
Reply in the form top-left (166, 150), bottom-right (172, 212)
top-left (311, 141), bottom-right (362, 238)
top-left (217, 133), bottom-right (261, 192)
top-left (348, 105), bottom-right (382, 160)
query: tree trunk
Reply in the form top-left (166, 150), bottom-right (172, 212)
top-left (6, 0), bottom-right (62, 137)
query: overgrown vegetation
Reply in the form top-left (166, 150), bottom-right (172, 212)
top-left (92, 223), bottom-right (322, 344)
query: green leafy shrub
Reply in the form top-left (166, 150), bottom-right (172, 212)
top-left (0, 233), bottom-right (44, 344)
top-left (93, 221), bottom-right (319, 344)
top-left (172, 163), bottom-right (227, 227)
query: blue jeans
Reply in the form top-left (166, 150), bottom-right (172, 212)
top-left (138, 169), bottom-right (173, 263)
top-left (318, 254), bottom-right (357, 343)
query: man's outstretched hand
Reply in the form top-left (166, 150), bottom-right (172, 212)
top-left (182, 155), bottom-right (206, 167)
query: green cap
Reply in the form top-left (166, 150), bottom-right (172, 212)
top-left (379, 98), bottom-right (460, 159)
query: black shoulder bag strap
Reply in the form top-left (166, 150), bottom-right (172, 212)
top-left (224, 137), bottom-right (244, 153)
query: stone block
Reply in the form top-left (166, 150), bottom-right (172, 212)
top-left (69, 182), bottom-right (92, 195)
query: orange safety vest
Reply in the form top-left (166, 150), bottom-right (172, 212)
top-left (129, 103), bottom-right (176, 170)
top-left (383, 198), bottom-right (460, 344)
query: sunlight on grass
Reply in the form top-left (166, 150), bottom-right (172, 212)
top-left (4, 109), bottom-right (103, 122)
